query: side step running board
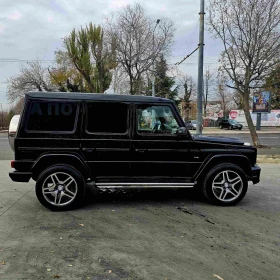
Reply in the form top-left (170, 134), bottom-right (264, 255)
top-left (95, 183), bottom-right (195, 188)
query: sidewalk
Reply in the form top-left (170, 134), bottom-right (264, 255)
top-left (196, 127), bottom-right (280, 134)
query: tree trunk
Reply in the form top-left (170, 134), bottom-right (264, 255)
top-left (243, 93), bottom-right (260, 147)
top-left (86, 77), bottom-right (96, 93)
top-left (204, 79), bottom-right (208, 117)
top-left (129, 75), bottom-right (134, 95)
top-left (97, 62), bottom-right (104, 93)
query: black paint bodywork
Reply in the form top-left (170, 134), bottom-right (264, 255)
top-left (9, 92), bottom-right (261, 185)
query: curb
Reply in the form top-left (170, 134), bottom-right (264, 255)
top-left (257, 155), bottom-right (280, 164)
top-left (190, 130), bottom-right (280, 135)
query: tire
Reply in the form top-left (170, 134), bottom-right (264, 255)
top-left (239, 128), bottom-right (242, 130)
top-left (229, 125), bottom-right (233, 130)
top-left (35, 165), bottom-right (85, 211)
top-left (201, 163), bottom-right (248, 206)
top-left (219, 125), bottom-right (223, 129)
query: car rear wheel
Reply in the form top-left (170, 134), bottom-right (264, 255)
top-left (35, 165), bottom-right (85, 211)
top-left (202, 163), bottom-right (248, 206)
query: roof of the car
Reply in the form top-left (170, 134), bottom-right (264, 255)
top-left (25, 92), bottom-right (173, 103)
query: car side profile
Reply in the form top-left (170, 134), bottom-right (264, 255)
top-left (9, 92), bottom-right (260, 211)
top-left (219, 119), bottom-right (243, 130)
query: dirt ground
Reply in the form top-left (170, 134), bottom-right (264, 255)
top-left (0, 161), bottom-right (280, 280)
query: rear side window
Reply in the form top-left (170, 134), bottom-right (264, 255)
top-left (86, 102), bottom-right (128, 134)
top-left (26, 101), bottom-right (78, 132)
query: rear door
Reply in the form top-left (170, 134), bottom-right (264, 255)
top-left (81, 101), bottom-right (132, 180)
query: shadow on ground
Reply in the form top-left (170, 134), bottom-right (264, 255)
top-left (82, 186), bottom-right (205, 209)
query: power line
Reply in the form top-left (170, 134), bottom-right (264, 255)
top-left (175, 47), bottom-right (199, 65)
top-left (0, 59), bottom-right (56, 63)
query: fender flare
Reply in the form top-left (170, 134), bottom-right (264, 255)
top-left (194, 154), bottom-right (252, 181)
top-left (31, 153), bottom-right (93, 181)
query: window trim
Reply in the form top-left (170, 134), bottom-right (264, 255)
top-left (135, 103), bottom-right (181, 137)
top-left (25, 100), bottom-right (79, 134)
top-left (85, 101), bottom-right (129, 135)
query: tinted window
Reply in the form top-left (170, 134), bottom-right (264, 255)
top-left (87, 102), bottom-right (128, 133)
top-left (26, 101), bottom-right (78, 132)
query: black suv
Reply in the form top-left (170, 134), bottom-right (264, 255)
top-left (219, 119), bottom-right (243, 130)
top-left (9, 92), bottom-right (260, 210)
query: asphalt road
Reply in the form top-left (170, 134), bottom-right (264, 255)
top-left (205, 133), bottom-right (280, 146)
top-left (0, 132), bottom-right (280, 160)
top-left (0, 161), bottom-right (279, 280)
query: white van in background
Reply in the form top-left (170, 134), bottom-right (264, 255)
top-left (8, 114), bottom-right (20, 152)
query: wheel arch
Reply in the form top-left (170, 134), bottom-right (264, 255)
top-left (194, 154), bottom-right (252, 182)
top-left (31, 153), bottom-right (93, 181)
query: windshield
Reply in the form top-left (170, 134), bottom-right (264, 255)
top-left (229, 120), bottom-right (238, 124)
top-left (191, 120), bottom-right (197, 124)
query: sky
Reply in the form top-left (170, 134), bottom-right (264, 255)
top-left (0, 0), bottom-right (223, 111)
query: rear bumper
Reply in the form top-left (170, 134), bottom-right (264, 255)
top-left (250, 165), bottom-right (261, 184)
top-left (9, 171), bottom-right (32, 183)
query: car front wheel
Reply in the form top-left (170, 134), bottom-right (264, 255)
top-left (35, 165), bottom-right (85, 211)
top-left (202, 163), bottom-right (248, 206)
top-left (219, 125), bottom-right (223, 129)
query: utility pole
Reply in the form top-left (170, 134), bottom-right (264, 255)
top-left (196, 0), bottom-right (205, 135)
top-left (152, 19), bottom-right (160, 97)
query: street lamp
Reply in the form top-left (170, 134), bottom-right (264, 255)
top-left (152, 19), bottom-right (160, 97)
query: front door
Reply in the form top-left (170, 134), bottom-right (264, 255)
top-left (131, 103), bottom-right (192, 181)
top-left (81, 101), bottom-right (132, 181)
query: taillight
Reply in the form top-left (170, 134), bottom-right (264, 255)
top-left (11, 160), bottom-right (15, 168)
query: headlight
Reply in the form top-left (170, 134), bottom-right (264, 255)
top-left (244, 142), bottom-right (251, 146)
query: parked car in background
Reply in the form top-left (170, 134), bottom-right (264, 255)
top-left (185, 120), bottom-right (197, 130)
top-left (219, 119), bottom-right (243, 130)
top-left (185, 120), bottom-right (204, 130)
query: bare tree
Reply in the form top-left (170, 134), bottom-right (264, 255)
top-left (110, 65), bottom-right (131, 94)
top-left (7, 61), bottom-right (55, 102)
top-left (215, 71), bottom-right (231, 117)
top-left (203, 67), bottom-right (215, 117)
top-left (208, 0), bottom-right (280, 146)
top-left (106, 3), bottom-right (175, 95)
top-left (178, 75), bottom-right (196, 121)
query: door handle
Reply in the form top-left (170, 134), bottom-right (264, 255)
top-left (135, 149), bottom-right (147, 153)
top-left (82, 148), bottom-right (94, 152)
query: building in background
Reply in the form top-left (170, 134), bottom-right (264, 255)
top-left (229, 109), bottom-right (280, 127)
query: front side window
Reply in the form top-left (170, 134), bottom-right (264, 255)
top-left (26, 101), bottom-right (78, 132)
top-left (137, 104), bottom-right (179, 135)
top-left (86, 102), bottom-right (128, 134)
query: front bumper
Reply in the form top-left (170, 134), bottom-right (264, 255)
top-left (250, 165), bottom-right (261, 184)
top-left (9, 171), bottom-right (32, 183)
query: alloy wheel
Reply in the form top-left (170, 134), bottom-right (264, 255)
top-left (42, 172), bottom-right (78, 206)
top-left (212, 170), bottom-right (243, 202)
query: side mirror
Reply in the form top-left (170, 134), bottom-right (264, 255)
top-left (177, 127), bottom-right (187, 135)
